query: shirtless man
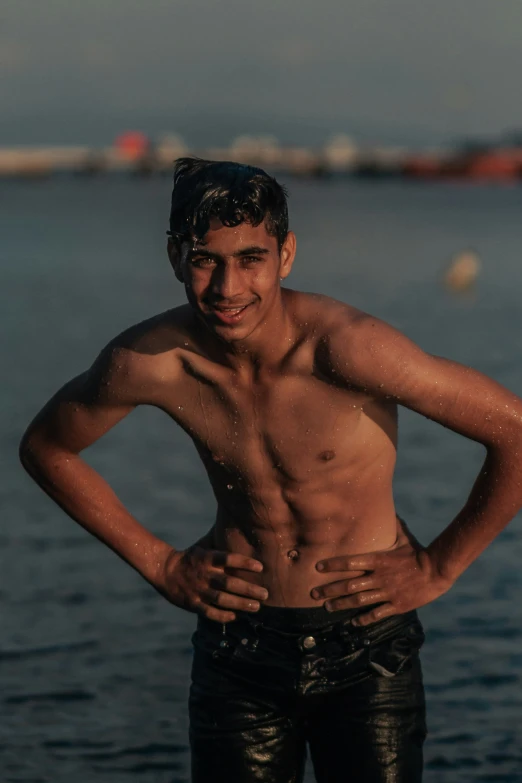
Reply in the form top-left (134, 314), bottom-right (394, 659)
top-left (20, 158), bottom-right (522, 783)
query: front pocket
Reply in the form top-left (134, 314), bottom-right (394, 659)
top-left (368, 620), bottom-right (425, 678)
top-left (192, 628), bottom-right (237, 661)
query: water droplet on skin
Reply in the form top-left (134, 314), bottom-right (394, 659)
top-left (184, 341), bottom-right (189, 346)
top-left (178, 406), bottom-right (184, 410)
top-left (227, 484), bottom-right (233, 490)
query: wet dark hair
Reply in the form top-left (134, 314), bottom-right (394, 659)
top-left (167, 157), bottom-right (289, 250)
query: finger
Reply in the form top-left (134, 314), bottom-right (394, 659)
top-left (211, 574), bottom-right (269, 601)
top-left (213, 551), bottom-right (264, 572)
top-left (200, 603), bottom-right (237, 624)
top-left (351, 603), bottom-right (396, 626)
top-left (311, 577), bottom-right (377, 600)
top-left (324, 590), bottom-right (386, 612)
top-left (316, 554), bottom-right (377, 573)
top-left (204, 589), bottom-right (261, 613)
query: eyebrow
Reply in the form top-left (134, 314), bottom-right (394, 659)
top-left (189, 245), bottom-right (270, 259)
top-left (233, 246), bottom-right (270, 257)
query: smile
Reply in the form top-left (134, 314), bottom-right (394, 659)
top-left (209, 303), bottom-right (253, 324)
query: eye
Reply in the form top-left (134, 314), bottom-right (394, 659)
top-left (191, 256), bottom-right (216, 268)
top-left (242, 256), bottom-right (263, 265)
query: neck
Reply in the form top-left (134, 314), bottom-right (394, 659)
top-left (197, 289), bottom-right (295, 372)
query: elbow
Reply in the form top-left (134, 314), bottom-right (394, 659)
top-left (19, 432), bottom-right (40, 475)
top-left (484, 425), bottom-right (522, 460)
top-left (19, 429), bottom-right (55, 478)
top-left (19, 430), bottom-right (79, 478)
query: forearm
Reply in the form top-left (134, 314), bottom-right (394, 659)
top-left (427, 445), bottom-right (522, 583)
top-left (21, 449), bottom-right (174, 588)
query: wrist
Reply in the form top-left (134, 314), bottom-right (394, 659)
top-left (424, 542), bottom-right (458, 590)
top-left (151, 545), bottom-right (182, 596)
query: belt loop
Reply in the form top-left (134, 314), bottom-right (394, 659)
top-left (339, 617), bottom-right (361, 651)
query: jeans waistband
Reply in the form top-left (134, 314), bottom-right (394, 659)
top-left (238, 604), bottom-right (362, 633)
top-left (199, 607), bottom-right (420, 653)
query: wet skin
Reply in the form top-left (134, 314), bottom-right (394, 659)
top-left (20, 221), bottom-right (522, 624)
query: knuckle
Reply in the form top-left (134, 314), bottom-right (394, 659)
top-left (221, 576), bottom-right (231, 591)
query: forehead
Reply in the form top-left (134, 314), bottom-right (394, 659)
top-left (188, 219), bottom-right (278, 253)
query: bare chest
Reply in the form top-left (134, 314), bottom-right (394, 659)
top-left (164, 369), bottom-right (367, 483)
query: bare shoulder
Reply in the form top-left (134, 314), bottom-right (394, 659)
top-left (286, 290), bottom-right (363, 329)
top-left (87, 305), bottom-right (196, 403)
top-left (288, 290), bottom-right (383, 351)
top-left (107, 305), bottom-right (194, 358)
top-left (289, 291), bottom-right (423, 393)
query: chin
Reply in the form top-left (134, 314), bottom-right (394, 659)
top-left (214, 325), bottom-right (255, 342)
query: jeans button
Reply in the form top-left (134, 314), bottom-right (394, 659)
top-left (302, 635), bottom-right (316, 650)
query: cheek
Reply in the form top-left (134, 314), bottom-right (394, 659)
top-left (253, 267), bottom-right (279, 290)
top-left (187, 271), bottom-right (210, 295)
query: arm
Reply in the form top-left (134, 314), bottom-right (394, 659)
top-left (20, 339), bottom-right (265, 622)
top-left (313, 311), bottom-right (522, 623)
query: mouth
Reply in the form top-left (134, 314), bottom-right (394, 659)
top-left (207, 302), bottom-right (254, 325)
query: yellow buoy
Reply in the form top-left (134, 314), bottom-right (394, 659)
top-left (443, 249), bottom-right (480, 292)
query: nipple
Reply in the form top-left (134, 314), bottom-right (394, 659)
top-left (287, 549), bottom-right (300, 561)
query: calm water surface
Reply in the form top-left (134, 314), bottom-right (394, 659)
top-left (2, 177), bottom-right (522, 782)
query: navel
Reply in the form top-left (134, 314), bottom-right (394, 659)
top-left (318, 450), bottom-right (336, 461)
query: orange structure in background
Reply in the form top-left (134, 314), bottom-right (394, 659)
top-left (404, 149), bottom-right (522, 181)
top-left (114, 131), bottom-right (150, 161)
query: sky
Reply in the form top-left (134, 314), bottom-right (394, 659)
top-left (2, 0), bottom-right (522, 148)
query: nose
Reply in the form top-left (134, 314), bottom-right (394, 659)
top-left (212, 263), bottom-right (244, 300)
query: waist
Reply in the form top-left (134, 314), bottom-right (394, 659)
top-left (197, 604), bottom-right (421, 652)
top-left (215, 519), bottom-right (400, 607)
top-left (243, 603), bottom-right (362, 632)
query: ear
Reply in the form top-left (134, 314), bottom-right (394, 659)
top-left (279, 231), bottom-right (296, 280)
top-left (167, 237), bottom-right (184, 282)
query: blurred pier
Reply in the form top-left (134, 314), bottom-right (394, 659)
top-left (2, 131), bottom-right (522, 182)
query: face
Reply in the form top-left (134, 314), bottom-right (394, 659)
top-left (168, 220), bottom-right (296, 342)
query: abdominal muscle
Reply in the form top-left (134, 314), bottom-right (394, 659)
top-left (213, 492), bottom-right (400, 607)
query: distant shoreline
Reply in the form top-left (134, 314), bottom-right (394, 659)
top-left (2, 137), bottom-right (522, 182)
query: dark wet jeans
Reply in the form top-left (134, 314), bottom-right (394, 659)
top-left (189, 605), bottom-right (427, 783)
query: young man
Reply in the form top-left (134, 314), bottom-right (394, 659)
top-left (20, 158), bottom-right (522, 783)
